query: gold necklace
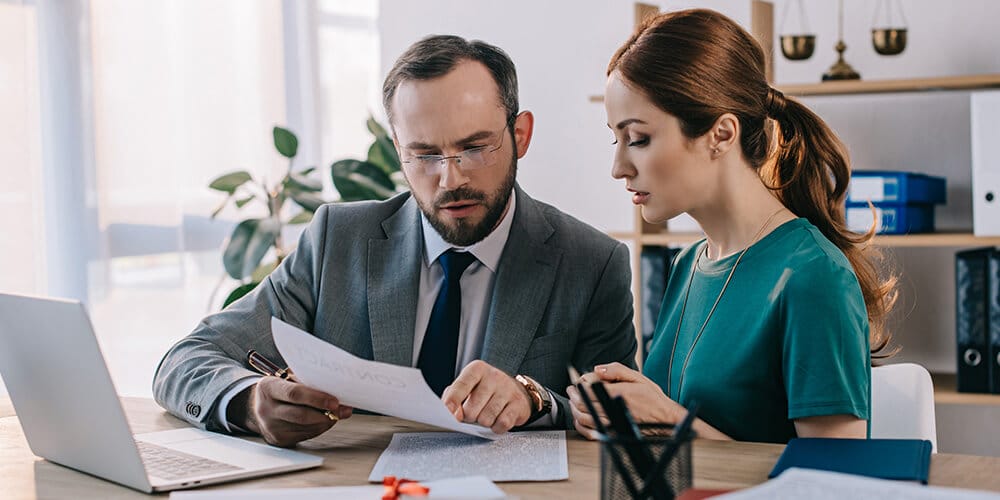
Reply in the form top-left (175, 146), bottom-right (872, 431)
top-left (664, 207), bottom-right (787, 400)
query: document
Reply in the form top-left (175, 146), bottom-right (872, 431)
top-left (271, 317), bottom-right (500, 440)
top-left (717, 468), bottom-right (1000, 500)
top-left (169, 475), bottom-right (507, 499)
top-left (368, 431), bottom-right (568, 482)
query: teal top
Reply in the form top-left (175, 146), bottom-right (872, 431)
top-left (643, 218), bottom-right (871, 443)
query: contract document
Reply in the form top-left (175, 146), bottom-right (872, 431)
top-left (368, 431), bottom-right (568, 482)
top-left (271, 317), bottom-right (500, 440)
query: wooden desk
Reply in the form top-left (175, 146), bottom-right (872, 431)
top-left (2, 398), bottom-right (1000, 499)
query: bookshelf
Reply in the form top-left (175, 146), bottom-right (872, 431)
top-left (932, 374), bottom-right (1000, 406)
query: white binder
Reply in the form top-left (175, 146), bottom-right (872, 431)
top-left (971, 91), bottom-right (1000, 236)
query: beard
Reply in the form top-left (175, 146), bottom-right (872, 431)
top-left (416, 151), bottom-right (517, 248)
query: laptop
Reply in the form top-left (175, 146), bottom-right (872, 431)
top-left (0, 293), bottom-right (323, 493)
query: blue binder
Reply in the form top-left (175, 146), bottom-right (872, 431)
top-left (769, 438), bottom-right (932, 484)
top-left (847, 171), bottom-right (946, 205)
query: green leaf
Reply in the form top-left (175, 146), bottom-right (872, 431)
top-left (366, 116), bottom-right (389, 138)
top-left (235, 195), bottom-right (255, 208)
top-left (273, 126), bottom-right (298, 158)
top-left (222, 282), bottom-right (258, 309)
top-left (285, 172), bottom-right (323, 192)
top-left (209, 171), bottom-right (253, 193)
top-left (299, 166), bottom-right (317, 176)
top-left (222, 218), bottom-right (281, 279)
top-left (288, 210), bottom-right (314, 225)
top-left (367, 140), bottom-right (400, 175)
top-left (241, 217), bottom-right (281, 278)
top-left (223, 219), bottom-right (259, 279)
top-left (366, 118), bottom-right (400, 174)
top-left (289, 190), bottom-right (327, 212)
top-left (250, 260), bottom-right (278, 283)
top-left (331, 159), bottom-right (397, 202)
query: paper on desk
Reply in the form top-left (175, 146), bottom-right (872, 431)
top-left (715, 468), bottom-right (1000, 500)
top-left (271, 317), bottom-right (500, 440)
top-left (169, 475), bottom-right (507, 499)
top-left (368, 431), bottom-right (568, 482)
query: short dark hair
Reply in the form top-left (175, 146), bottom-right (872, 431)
top-left (382, 35), bottom-right (519, 126)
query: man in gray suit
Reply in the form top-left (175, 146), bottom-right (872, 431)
top-left (153, 35), bottom-right (636, 447)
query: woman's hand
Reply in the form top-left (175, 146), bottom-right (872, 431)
top-left (567, 362), bottom-right (683, 440)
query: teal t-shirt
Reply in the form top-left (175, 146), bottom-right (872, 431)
top-left (643, 218), bottom-right (870, 443)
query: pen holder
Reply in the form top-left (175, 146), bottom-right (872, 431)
top-left (598, 425), bottom-right (693, 500)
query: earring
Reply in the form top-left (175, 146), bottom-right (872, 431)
top-left (711, 147), bottom-right (720, 156)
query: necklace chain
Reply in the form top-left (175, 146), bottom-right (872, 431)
top-left (664, 207), bottom-right (787, 400)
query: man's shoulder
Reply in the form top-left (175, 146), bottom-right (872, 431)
top-left (521, 192), bottom-right (622, 254)
top-left (315, 191), bottom-right (413, 234)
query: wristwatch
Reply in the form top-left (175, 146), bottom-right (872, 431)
top-left (515, 374), bottom-right (552, 424)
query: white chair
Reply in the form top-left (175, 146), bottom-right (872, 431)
top-left (870, 362), bottom-right (938, 452)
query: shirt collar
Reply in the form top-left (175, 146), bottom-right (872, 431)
top-left (421, 189), bottom-right (516, 273)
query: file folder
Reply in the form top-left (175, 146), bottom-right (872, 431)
top-left (971, 92), bottom-right (1000, 236)
top-left (990, 249), bottom-right (1000, 394)
top-left (955, 248), bottom-right (992, 393)
top-left (847, 171), bottom-right (946, 205)
top-left (769, 438), bottom-right (932, 484)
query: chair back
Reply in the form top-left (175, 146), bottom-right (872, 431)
top-left (871, 362), bottom-right (938, 452)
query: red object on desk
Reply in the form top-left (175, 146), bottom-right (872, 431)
top-left (381, 476), bottom-right (430, 499)
top-left (676, 488), bottom-right (734, 500)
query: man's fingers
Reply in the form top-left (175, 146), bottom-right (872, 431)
top-left (475, 393), bottom-right (506, 428)
top-left (460, 376), bottom-right (496, 423)
top-left (270, 401), bottom-right (338, 427)
top-left (261, 377), bottom-right (340, 413)
top-left (441, 361), bottom-right (487, 415)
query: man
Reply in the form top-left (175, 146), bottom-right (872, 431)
top-left (153, 35), bottom-right (636, 447)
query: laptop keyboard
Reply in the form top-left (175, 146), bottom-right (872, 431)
top-left (136, 440), bottom-right (243, 481)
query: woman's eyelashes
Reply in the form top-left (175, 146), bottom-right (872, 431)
top-left (611, 135), bottom-right (650, 147)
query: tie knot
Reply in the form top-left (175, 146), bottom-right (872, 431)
top-left (439, 250), bottom-right (477, 281)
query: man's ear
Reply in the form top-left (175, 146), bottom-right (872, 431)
top-left (512, 111), bottom-right (534, 159)
top-left (709, 113), bottom-right (739, 158)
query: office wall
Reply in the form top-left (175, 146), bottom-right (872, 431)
top-left (379, 0), bottom-right (635, 233)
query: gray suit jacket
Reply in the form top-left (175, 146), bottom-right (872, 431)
top-left (153, 185), bottom-right (636, 431)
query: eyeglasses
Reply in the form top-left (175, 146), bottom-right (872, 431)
top-left (401, 124), bottom-right (509, 176)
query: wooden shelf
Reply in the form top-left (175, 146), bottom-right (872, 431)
top-left (932, 373), bottom-right (1000, 406)
top-left (611, 231), bottom-right (1000, 248)
top-left (778, 74), bottom-right (1000, 97)
top-left (589, 74), bottom-right (1000, 102)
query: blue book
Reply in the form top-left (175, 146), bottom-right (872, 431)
top-left (769, 438), bottom-right (933, 484)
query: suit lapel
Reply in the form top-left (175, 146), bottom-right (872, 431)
top-left (368, 196), bottom-right (422, 366)
top-left (481, 187), bottom-right (562, 375)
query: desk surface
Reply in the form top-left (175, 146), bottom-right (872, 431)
top-left (2, 397), bottom-right (1000, 499)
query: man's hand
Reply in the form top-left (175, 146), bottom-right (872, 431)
top-left (229, 376), bottom-right (353, 447)
top-left (440, 360), bottom-right (533, 434)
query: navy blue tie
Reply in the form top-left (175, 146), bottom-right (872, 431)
top-left (418, 249), bottom-right (477, 396)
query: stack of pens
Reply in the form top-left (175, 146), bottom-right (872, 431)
top-left (568, 367), bottom-right (698, 500)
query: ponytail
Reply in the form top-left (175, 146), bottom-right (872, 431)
top-left (764, 90), bottom-right (898, 358)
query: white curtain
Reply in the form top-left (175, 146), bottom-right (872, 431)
top-left (0, 0), bottom-right (381, 398)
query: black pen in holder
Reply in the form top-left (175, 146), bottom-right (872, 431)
top-left (597, 423), bottom-right (694, 500)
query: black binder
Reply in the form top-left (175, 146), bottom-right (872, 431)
top-left (955, 248), bottom-right (992, 393)
top-left (989, 249), bottom-right (1000, 393)
top-left (639, 246), bottom-right (680, 362)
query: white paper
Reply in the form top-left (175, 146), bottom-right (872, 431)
top-left (271, 317), bottom-right (500, 440)
top-left (368, 431), bottom-right (568, 483)
top-left (716, 468), bottom-right (1000, 500)
top-left (169, 475), bottom-right (507, 499)
top-left (849, 176), bottom-right (887, 203)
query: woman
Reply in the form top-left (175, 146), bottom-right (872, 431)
top-left (569, 9), bottom-right (896, 443)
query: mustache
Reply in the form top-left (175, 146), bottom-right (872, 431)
top-left (434, 187), bottom-right (486, 206)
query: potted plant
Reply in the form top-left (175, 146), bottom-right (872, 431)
top-left (207, 118), bottom-right (404, 308)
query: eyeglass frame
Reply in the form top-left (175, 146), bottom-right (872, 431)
top-left (399, 120), bottom-right (514, 176)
